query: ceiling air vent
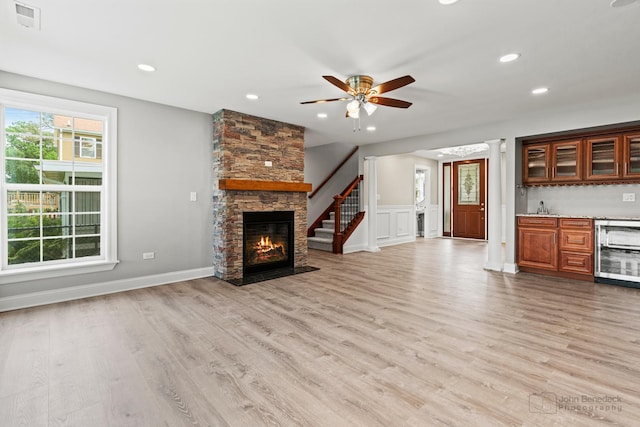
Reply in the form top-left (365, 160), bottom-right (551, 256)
top-left (15, 1), bottom-right (41, 30)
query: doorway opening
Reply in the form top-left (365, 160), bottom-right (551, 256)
top-left (415, 166), bottom-right (430, 237)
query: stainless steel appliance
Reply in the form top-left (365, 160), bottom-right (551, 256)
top-left (595, 219), bottom-right (640, 288)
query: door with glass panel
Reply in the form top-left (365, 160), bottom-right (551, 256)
top-left (585, 135), bottom-right (621, 180)
top-left (623, 133), bottom-right (640, 179)
top-left (442, 163), bottom-right (452, 236)
top-left (551, 139), bottom-right (582, 182)
top-left (452, 159), bottom-right (486, 239)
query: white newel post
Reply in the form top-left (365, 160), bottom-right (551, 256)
top-left (366, 156), bottom-right (380, 252)
top-left (485, 139), bottom-right (503, 271)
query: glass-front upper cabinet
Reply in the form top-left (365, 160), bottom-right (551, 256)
top-left (523, 144), bottom-right (549, 183)
top-left (585, 135), bottom-right (621, 180)
top-left (550, 139), bottom-right (582, 182)
top-left (623, 133), bottom-right (640, 178)
top-left (523, 140), bottom-right (582, 184)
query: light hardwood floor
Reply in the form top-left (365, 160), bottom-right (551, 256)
top-left (1, 238), bottom-right (639, 426)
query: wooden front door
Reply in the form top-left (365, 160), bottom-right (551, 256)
top-left (453, 159), bottom-right (486, 239)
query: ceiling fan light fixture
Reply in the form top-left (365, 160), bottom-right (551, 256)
top-left (363, 102), bottom-right (377, 116)
top-left (347, 100), bottom-right (361, 118)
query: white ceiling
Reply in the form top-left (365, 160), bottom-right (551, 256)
top-left (2, 0), bottom-right (640, 148)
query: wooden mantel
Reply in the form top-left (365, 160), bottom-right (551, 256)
top-left (218, 179), bottom-right (312, 193)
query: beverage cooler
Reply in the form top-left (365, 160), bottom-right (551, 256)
top-left (595, 220), bottom-right (640, 288)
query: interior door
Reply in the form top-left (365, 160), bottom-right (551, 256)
top-left (453, 159), bottom-right (486, 239)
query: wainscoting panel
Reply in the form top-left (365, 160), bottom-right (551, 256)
top-left (377, 205), bottom-right (415, 247)
top-left (428, 204), bottom-right (439, 238)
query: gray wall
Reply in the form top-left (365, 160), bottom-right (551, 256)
top-left (0, 71), bottom-right (213, 299)
top-left (305, 142), bottom-right (358, 226)
top-left (376, 154), bottom-right (438, 206)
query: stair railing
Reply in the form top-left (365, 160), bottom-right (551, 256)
top-left (308, 146), bottom-right (359, 199)
top-left (332, 175), bottom-right (364, 254)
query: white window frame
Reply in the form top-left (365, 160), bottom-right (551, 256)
top-left (0, 89), bottom-right (118, 284)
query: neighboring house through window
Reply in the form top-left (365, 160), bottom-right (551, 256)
top-left (0, 89), bottom-right (118, 283)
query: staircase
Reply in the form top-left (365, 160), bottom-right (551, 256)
top-left (307, 212), bottom-right (336, 252)
top-left (307, 178), bottom-right (363, 253)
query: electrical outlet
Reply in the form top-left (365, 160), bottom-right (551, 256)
top-left (264, 160), bottom-right (272, 167)
top-left (622, 193), bottom-right (635, 202)
top-left (142, 252), bottom-right (155, 260)
top-left (190, 191), bottom-right (197, 202)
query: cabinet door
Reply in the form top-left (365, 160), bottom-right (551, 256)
top-left (623, 133), bottom-right (640, 179)
top-left (523, 144), bottom-right (549, 183)
top-left (518, 228), bottom-right (558, 271)
top-left (585, 135), bottom-right (621, 180)
top-left (550, 140), bottom-right (582, 182)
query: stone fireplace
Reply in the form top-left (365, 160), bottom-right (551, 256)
top-left (211, 109), bottom-right (311, 283)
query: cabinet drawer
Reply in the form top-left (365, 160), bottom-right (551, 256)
top-left (559, 251), bottom-right (594, 275)
top-left (559, 228), bottom-right (594, 252)
top-left (559, 218), bottom-right (593, 229)
top-left (518, 217), bottom-right (558, 228)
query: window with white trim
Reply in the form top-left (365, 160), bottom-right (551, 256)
top-left (0, 89), bottom-right (118, 283)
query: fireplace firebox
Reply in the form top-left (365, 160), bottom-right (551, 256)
top-left (243, 211), bottom-right (294, 276)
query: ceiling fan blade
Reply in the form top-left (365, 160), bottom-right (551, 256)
top-left (323, 75), bottom-right (355, 95)
top-left (369, 75), bottom-right (415, 95)
top-left (368, 96), bottom-right (412, 108)
top-left (300, 97), bottom-right (350, 104)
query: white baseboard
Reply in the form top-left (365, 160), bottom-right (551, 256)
top-left (377, 235), bottom-right (416, 248)
top-left (502, 263), bottom-right (519, 274)
top-left (0, 267), bottom-right (214, 312)
top-left (343, 243), bottom-right (368, 254)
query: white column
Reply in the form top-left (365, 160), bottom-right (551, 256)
top-left (485, 139), bottom-right (503, 271)
top-left (503, 136), bottom-right (519, 274)
top-left (365, 156), bottom-right (380, 252)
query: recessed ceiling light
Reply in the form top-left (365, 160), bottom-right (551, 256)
top-left (531, 87), bottom-right (549, 95)
top-left (366, 126), bottom-right (376, 132)
top-left (317, 113), bottom-right (327, 119)
top-left (137, 64), bottom-right (156, 72)
top-left (437, 153), bottom-right (445, 158)
top-left (499, 53), bottom-right (520, 63)
top-left (439, 0), bottom-right (459, 4)
top-left (246, 93), bottom-right (259, 100)
top-left (610, 0), bottom-right (637, 8)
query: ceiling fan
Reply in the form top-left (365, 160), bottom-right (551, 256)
top-left (301, 75), bottom-right (415, 119)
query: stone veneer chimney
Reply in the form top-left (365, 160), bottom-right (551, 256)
top-left (211, 109), bottom-right (309, 281)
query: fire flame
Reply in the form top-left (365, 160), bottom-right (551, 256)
top-left (255, 236), bottom-right (284, 254)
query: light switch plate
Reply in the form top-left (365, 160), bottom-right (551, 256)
top-left (622, 193), bottom-right (635, 202)
top-left (264, 160), bottom-right (273, 167)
